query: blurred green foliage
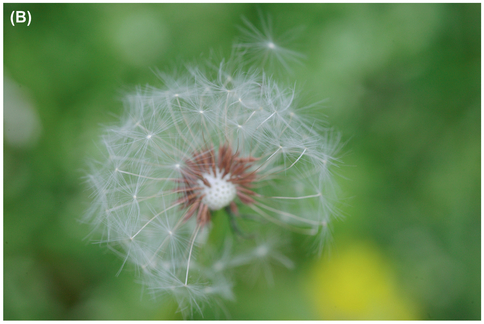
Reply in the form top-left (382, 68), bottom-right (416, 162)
top-left (4, 3), bottom-right (480, 319)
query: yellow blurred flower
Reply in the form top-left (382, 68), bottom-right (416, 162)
top-left (305, 241), bottom-right (421, 320)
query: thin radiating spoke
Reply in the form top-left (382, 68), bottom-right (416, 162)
top-left (131, 202), bottom-right (182, 240)
top-left (249, 204), bottom-right (318, 235)
top-left (265, 193), bottom-right (321, 200)
top-left (185, 224), bottom-right (202, 286)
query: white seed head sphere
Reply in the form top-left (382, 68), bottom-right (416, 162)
top-left (198, 169), bottom-right (237, 211)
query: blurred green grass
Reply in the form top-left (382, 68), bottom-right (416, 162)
top-left (4, 3), bottom-right (480, 320)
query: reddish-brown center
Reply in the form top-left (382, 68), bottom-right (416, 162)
top-left (175, 144), bottom-right (259, 225)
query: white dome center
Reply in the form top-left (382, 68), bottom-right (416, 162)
top-left (199, 168), bottom-right (237, 211)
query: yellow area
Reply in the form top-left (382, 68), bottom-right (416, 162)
top-left (306, 241), bottom-right (421, 320)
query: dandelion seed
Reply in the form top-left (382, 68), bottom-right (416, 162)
top-left (236, 14), bottom-right (305, 72)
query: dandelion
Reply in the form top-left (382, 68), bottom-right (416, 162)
top-left (85, 16), bottom-right (341, 318)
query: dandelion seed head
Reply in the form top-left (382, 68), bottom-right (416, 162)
top-left (85, 14), bottom-right (342, 319)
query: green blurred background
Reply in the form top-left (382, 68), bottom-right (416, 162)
top-left (4, 3), bottom-right (480, 320)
